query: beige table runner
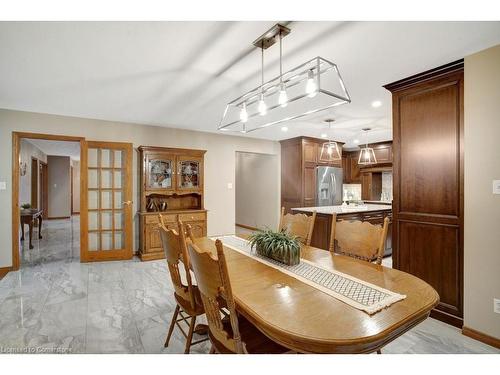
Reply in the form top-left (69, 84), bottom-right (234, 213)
top-left (212, 235), bottom-right (406, 315)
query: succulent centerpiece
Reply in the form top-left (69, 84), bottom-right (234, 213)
top-left (248, 229), bottom-right (301, 266)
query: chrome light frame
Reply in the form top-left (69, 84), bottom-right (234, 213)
top-left (218, 56), bottom-right (351, 133)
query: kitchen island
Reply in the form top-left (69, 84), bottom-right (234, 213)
top-left (292, 204), bottom-right (392, 253)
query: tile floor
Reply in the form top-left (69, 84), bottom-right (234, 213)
top-left (0, 220), bottom-right (497, 354)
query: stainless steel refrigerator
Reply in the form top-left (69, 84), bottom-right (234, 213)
top-left (316, 166), bottom-right (343, 206)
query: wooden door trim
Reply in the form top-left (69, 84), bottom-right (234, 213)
top-left (12, 132), bottom-right (85, 271)
top-left (30, 157), bottom-right (38, 209)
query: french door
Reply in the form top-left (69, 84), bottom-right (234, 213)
top-left (81, 141), bottom-right (133, 262)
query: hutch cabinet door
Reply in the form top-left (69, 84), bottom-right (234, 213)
top-left (144, 153), bottom-right (176, 192)
top-left (81, 141), bottom-right (133, 262)
top-left (177, 156), bottom-right (203, 191)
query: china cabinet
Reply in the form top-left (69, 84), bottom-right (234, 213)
top-left (137, 146), bottom-right (207, 261)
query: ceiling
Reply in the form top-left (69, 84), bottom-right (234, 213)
top-left (26, 139), bottom-right (80, 160)
top-left (1, 21), bottom-right (500, 146)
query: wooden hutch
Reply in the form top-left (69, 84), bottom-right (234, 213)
top-left (137, 146), bottom-right (207, 261)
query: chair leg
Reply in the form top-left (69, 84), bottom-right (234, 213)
top-left (377, 349), bottom-right (382, 354)
top-left (164, 305), bottom-right (180, 348)
top-left (184, 315), bottom-right (197, 354)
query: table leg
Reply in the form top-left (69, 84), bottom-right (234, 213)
top-left (20, 218), bottom-right (25, 241)
top-left (38, 215), bottom-right (43, 239)
top-left (29, 220), bottom-right (34, 249)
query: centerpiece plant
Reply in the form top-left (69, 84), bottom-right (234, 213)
top-left (248, 228), bottom-right (301, 266)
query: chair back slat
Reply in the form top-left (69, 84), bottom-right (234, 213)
top-left (279, 207), bottom-right (316, 245)
top-left (188, 239), bottom-right (245, 354)
top-left (329, 214), bottom-right (389, 264)
top-left (158, 214), bottom-right (196, 309)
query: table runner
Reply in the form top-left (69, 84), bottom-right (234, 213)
top-left (212, 235), bottom-right (406, 315)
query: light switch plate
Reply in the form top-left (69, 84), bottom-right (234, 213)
top-left (494, 298), bottom-right (500, 314)
top-left (227, 183), bottom-right (233, 189)
top-left (0, 181), bottom-right (6, 190)
top-left (493, 180), bottom-right (500, 195)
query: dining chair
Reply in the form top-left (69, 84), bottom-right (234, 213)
top-left (187, 238), bottom-right (289, 354)
top-left (158, 214), bottom-right (209, 354)
top-left (278, 207), bottom-right (317, 245)
top-left (328, 213), bottom-right (389, 265)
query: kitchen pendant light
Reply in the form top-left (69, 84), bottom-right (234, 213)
top-left (358, 128), bottom-right (377, 165)
top-left (320, 119), bottom-right (341, 162)
top-left (219, 24), bottom-right (351, 133)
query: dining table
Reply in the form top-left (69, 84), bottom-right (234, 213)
top-left (193, 235), bottom-right (439, 354)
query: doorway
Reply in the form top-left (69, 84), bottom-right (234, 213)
top-left (235, 151), bottom-right (279, 233)
top-left (12, 132), bottom-right (134, 270)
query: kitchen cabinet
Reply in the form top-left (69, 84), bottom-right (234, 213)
top-left (359, 141), bottom-right (393, 168)
top-left (343, 151), bottom-right (362, 184)
top-left (280, 137), bottom-right (343, 213)
top-left (361, 172), bottom-right (382, 201)
top-left (385, 59), bottom-right (464, 327)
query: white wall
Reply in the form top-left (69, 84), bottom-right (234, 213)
top-left (464, 44), bottom-right (500, 339)
top-left (235, 152), bottom-right (280, 230)
top-left (18, 139), bottom-right (47, 208)
top-left (0, 109), bottom-right (280, 267)
top-left (47, 155), bottom-right (71, 218)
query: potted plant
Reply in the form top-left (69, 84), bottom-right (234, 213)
top-left (248, 229), bottom-right (301, 266)
top-left (21, 203), bottom-right (31, 210)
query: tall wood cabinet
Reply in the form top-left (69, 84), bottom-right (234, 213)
top-left (280, 137), bottom-right (343, 213)
top-left (137, 146), bottom-right (207, 261)
top-left (384, 60), bottom-right (464, 327)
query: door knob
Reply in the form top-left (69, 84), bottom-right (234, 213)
top-left (122, 200), bottom-right (133, 206)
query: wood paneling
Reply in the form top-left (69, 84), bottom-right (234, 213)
top-left (303, 140), bottom-right (317, 164)
top-left (385, 60), bottom-right (464, 327)
top-left (303, 166), bottom-right (316, 204)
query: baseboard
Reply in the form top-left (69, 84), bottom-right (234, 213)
top-left (430, 308), bottom-right (463, 328)
top-left (462, 326), bottom-right (500, 349)
top-left (235, 223), bottom-right (259, 231)
top-left (47, 216), bottom-right (71, 220)
top-left (72, 212), bottom-right (80, 215)
top-left (0, 266), bottom-right (13, 280)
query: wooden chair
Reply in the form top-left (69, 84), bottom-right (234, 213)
top-left (187, 239), bottom-right (289, 354)
top-left (158, 214), bottom-right (209, 354)
top-left (278, 207), bottom-right (316, 245)
top-left (328, 213), bottom-right (389, 265)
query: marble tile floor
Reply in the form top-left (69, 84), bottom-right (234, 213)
top-left (0, 220), bottom-right (497, 354)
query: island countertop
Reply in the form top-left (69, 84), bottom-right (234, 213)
top-left (291, 204), bottom-right (392, 215)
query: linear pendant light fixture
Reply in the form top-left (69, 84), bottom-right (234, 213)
top-left (358, 128), bottom-right (377, 165)
top-left (219, 24), bottom-right (351, 133)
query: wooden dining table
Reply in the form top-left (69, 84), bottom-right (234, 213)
top-left (194, 236), bottom-right (439, 354)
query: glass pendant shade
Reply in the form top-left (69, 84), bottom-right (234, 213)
top-left (278, 83), bottom-right (288, 107)
top-left (239, 102), bottom-right (248, 122)
top-left (320, 140), bottom-right (341, 161)
top-left (358, 147), bottom-right (377, 165)
top-left (219, 57), bottom-right (351, 133)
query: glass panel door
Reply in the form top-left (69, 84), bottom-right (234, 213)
top-left (177, 156), bottom-right (202, 191)
top-left (145, 154), bottom-right (175, 191)
top-left (82, 141), bottom-right (133, 261)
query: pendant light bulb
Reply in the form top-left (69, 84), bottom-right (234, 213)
top-left (239, 102), bottom-right (248, 123)
top-left (258, 93), bottom-right (267, 116)
top-left (278, 83), bottom-right (288, 107)
top-left (306, 69), bottom-right (317, 98)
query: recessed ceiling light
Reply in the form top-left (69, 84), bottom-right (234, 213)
top-left (353, 139), bottom-right (360, 144)
top-left (281, 126), bottom-right (288, 132)
top-left (371, 100), bottom-right (382, 108)
top-left (321, 133), bottom-right (328, 138)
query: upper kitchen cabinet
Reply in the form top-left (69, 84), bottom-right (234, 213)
top-left (280, 136), bottom-right (344, 213)
top-left (358, 141), bottom-right (393, 168)
top-left (384, 60), bottom-right (464, 328)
